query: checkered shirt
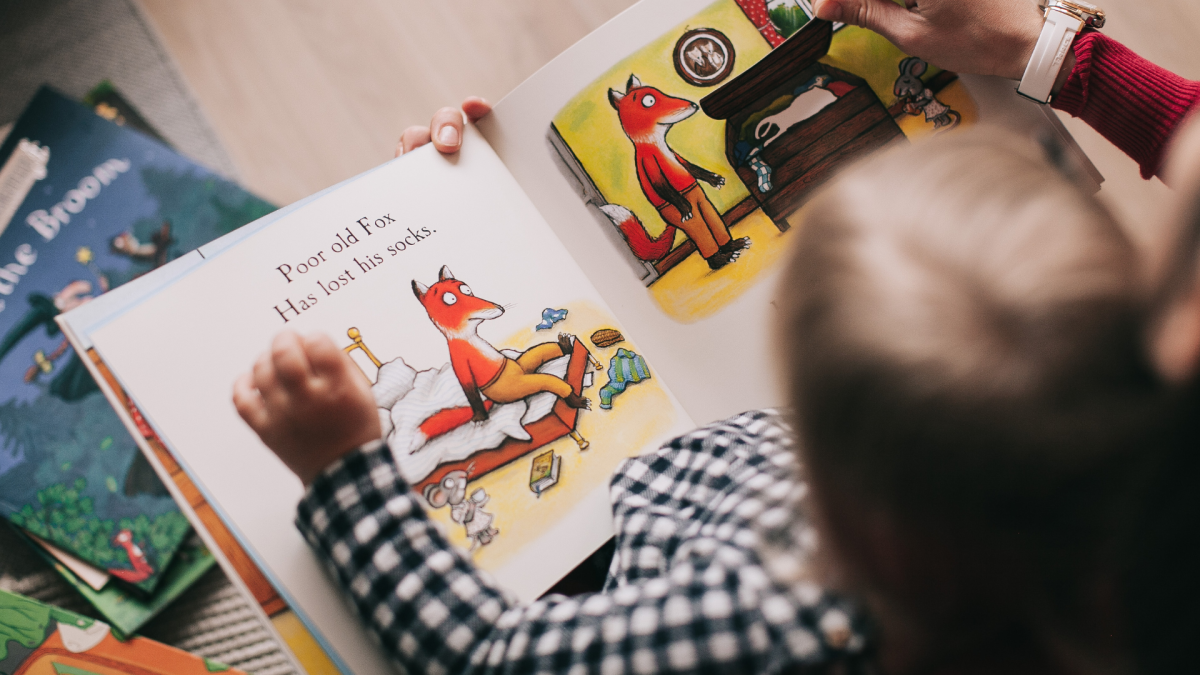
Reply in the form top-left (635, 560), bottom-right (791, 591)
top-left (297, 410), bottom-right (872, 675)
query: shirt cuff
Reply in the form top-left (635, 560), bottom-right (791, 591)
top-left (296, 439), bottom-right (410, 545)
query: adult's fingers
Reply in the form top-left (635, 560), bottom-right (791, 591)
top-left (462, 97), bottom-right (493, 122)
top-left (430, 106), bottom-right (465, 154)
top-left (813, 0), bottom-right (922, 52)
top-left (398, 126), bottom-right (432, 156)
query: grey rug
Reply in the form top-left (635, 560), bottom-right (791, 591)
top-left (0, 522), bottom-right (296, 675)
top-left (0, 2), bottom-right (295, 673)
top-left (0, 0), bottom-right (237, 178)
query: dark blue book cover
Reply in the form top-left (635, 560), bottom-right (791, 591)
top-left (0, 87), bottom-right (273, 593)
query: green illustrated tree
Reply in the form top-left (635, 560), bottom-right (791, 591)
top-left (11, 478), bottom-right (191, 581)
top-left (105, 166), bottom-right (274, 289)
top-left (0, 164), bottom-right (273, 589)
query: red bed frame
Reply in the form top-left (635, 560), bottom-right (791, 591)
top-left (413, 338), bottom-right (593, 493)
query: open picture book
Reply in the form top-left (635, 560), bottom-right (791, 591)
top-left (52, 1), bottom-right (1097, 673)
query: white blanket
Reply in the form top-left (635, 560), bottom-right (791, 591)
top-left (372, 350), bottom-right (590, 483)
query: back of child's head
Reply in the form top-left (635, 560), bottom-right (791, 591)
top-left (1122, 115), bottom-right (1200, 675)
top-left (775, 128), bottom-right (1172, 668)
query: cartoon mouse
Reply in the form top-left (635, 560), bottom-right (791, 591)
top-left (423, 470), bottom-right (499, 551)
top-left (894, 57), bottom-right (961, 131)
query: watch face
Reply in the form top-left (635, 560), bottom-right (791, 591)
top-left (1050, 0), bottom-right (1105, 27)
top-left (1055, 0), bottom-right (1100, 14)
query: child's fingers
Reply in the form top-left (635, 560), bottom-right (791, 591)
top-left (462, 97), bottom-right (492, 122)
top-left (302, 333), bottom-right (347, 378)
top-left (397, 126), bottom-right (431, 156)
top-left (252, 350), bottom-right (283, 405)
top-left (232, 373), bottom-right (270, 431)
top-left (271, 331), bottom-right (312, 388)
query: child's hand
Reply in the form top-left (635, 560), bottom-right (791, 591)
top-left (233, 331), bottom-right (381, 486)
top-left (396, 97), bottom-right (492, 156)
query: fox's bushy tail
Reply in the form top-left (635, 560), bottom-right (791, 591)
top-left (600, 204), bottom-right (676, 262)
top-left (419, 400), bottom-right (495, 439)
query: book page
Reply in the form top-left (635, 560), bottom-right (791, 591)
top-left (478, 0), bottom-right (1099, 424)
top-left (83, 128), bottom-right (692, 675)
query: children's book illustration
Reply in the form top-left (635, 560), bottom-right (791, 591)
top-left (589, 328), bottom-right (624, 349)
top-left (893, 57), bottom-right (961, 130)
top-left (608, 74), bottom-right (750, 272)
top-left (341, 267), bottom-right (674, 563)
top-left (535, 308), bottom-right (568, 331)
top-left (0, 88), bottom-right (273, 592)
top-left (548, 1), bottom-right (977, 322)
top-left (528, 450), bottom-right (560, 496)
top-left (0, 588), bottom-right (244, 674)
top-left (20, 529), bottom-right (217, 638)
top-left (599, 348), bottom-right (651, 410)
top-left (673, 28), bottom-right (737, 86)
top-left (422, 470), bottom-right (499, 551)
top-left (345, 266), bottom-right (596, 493)
top-left (412, 266), bottom-right (592, 421)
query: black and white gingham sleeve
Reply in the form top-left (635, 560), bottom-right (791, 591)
top-left (296, 415), bottom-right (871, 675)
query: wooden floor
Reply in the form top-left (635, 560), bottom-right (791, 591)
top-left (137, 0), bottom-right (1200, 247)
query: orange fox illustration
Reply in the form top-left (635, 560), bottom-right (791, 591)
top-left (412, 266), bottom-right (590, 422)
top-left (608, 74), bottom-right (749, 270)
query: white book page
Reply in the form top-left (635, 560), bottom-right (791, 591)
top-left (478, 0), bottom-right (1099, 425)
top-left (86, 128), bottom-right (692, 675)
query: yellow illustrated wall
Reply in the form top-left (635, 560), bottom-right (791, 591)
top-left (551, 1), bottom-right (978, 324)
top-left (553, 0), bottom-right (771, 245)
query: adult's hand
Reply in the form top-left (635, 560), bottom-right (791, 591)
top-left (812, 0), bottom-right (1044, 80)
top-left (396, 97), bottom-right (493, 156)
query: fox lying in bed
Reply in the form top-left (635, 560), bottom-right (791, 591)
top-left (412, 266), bottom-right (591, 423)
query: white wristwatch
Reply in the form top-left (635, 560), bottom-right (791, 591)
top-left (1017, 0), bottom-right (1106, 104)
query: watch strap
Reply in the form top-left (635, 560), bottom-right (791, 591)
top-left (1018, 7), bottom-right (1084, 104)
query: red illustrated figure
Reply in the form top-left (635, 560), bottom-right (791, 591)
top-left (412, 266), bottom-right (590, 424)
top-left (608, 75), bottom-right (750, 270)
top-left (110, 529), bottom-right (154, 583)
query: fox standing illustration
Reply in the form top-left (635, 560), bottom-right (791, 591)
top-left (412, 266), bottom-right (590, 422)
top-left (608, 74), bottom-right (750, 270)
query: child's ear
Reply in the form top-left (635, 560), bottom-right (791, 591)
top-left (608, 88), bottom-right (624, 109)
top-left (412, 280), bottom-right (428, 300)
top-left (438, 266), bottom-right (455, 281)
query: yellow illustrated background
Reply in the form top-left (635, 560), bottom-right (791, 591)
top-left (403, 300), bottom-right (675, 572)
top-left (551, 2), bottom-right (978, 324)
top-left (553, 0), bottom-right (770, 246)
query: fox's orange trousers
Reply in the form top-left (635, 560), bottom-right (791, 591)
top-left (481, 343), bottom-right (573, 402)
top-left (657, 184), bottom-right (730, 259)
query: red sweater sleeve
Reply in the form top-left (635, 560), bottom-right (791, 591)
top-left (1052, 30), bottom-right (1200, 181)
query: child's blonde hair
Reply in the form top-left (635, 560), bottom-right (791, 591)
top-left (776, 128), bottom-right (1168, 662)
